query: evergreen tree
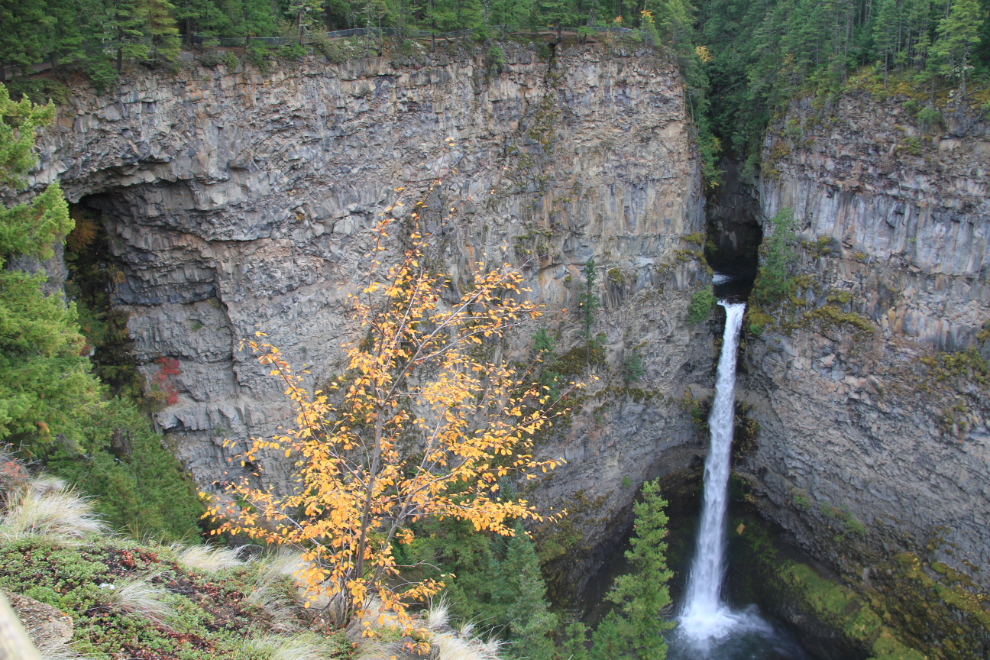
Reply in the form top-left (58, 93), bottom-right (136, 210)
top-left (0, 0), bottom-right (50, 83)
top-left (138, 0), bottom-right (181, 64)
top-left (503, 525), bottom-right (558, 660)
top-left (562, 620), bottom-right (591, 660)
top-left (589, 478), bottom-right (673, 660)
top-left (172, 0), bottom-right (232, 43)
top-left (0, 84), bottom-right (102, 455)
top-left (590, 611), bottom-right (629, 660)
top-left (578, 259), bottom-right (599, 342)
top-left (540, 0), bottom-right (576, 38)
top-left (103, 0), bottom-right (180, 71)
top-left (237, 0), bottom-right (278, 38)
top-left (931, 0), bottom-right (982, 98)
top-left (43, 0), bottom-right (86, 72)
top-left (874, 0), bottom-right (900, 86)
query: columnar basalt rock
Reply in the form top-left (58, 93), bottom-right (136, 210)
top-left (6, 44), bottom-right (715, 596)
top-left (739, 95), bottom-right (990, 596)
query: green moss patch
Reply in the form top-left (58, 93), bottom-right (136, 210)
top-left (730, 511), bottom-right (990, 660)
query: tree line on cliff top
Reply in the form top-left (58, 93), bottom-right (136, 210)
top-left (4, 0), bottom-right (990, 178)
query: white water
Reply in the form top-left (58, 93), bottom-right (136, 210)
top-left (679, 302), bottom-right (771, 642)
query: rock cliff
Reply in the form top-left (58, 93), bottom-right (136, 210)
top-left (737, 92), bottom-right (990, 614)
top-left (8, 43), bottom-right (715, 594)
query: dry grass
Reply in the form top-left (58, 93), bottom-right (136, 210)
top-left (257, 547), bottom-right (306, 581)
top-left (419, 598), bottom-right (503, 660)
top-left (430, 634), bottom-right (502, 660)
top-left (247, 564), bottom-right (299, 634)
top-left (172, 544), bottom-right (243, 572)
top-left (0, 486), bottom-right (106, 543)
top-left (353, 639), bottom-right (406, 660)
top-left (28, 475), bottom-right (68, 497)
top-left (36, 640), bottom-right (89, 660)
top-left (425, 598), bottom-right (450, 632)
top-left (102, 575), bottom-right (175, 626)
top-left (251, 633), bottom-right (338, 660)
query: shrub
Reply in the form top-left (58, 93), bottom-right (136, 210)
top-left (532, 328), bottom-right (556, 356)
top-left (4, 78), bottom-right (71, 105)
top-left (687, 290), bottom-right (716, 324)
top-left (247, 42), bottom-right (271, 72)
top-left (917, 106), bottom-right (942, 132)
top-left (86, 54), bottom-right (119, 95)
top-left (312, 36), bottom-right (348, 63)
top-left (623, 351), bottom-right (645, 383)
top-left (198, 49), bottom-right (225, 67)
top-left (487, 44), bottom-right (506, 74)
top-left (277, 42), bottom-right (306, 60)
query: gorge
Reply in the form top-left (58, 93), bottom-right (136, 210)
top-left (6, 37), bottom-right (990, 659)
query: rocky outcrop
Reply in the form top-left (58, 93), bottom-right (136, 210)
top-left (8, 43), bottom-right (715, 595)
top-left (738, 93), bottom-right (990, 607)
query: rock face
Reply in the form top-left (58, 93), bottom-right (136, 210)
top-left (10, 44), bottom-right (715, 593)
top-left (738, 94), bottom-right (990, 595)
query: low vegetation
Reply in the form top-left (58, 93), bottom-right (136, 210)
top-left (687, 290), bottom-right (717, 324)
top-left (1, 461), bottom-right (536, 659)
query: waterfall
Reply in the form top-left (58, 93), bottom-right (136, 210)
top-left (679, 301), bottom-right (751, 640)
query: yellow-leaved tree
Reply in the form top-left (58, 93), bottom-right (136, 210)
top-left (206, 214), bottom-right (581, 641)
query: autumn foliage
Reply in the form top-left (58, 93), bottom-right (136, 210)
top-left (206, 218), bottom-right (580, 639)
top-left (151, 356), bottom-right (180, 406)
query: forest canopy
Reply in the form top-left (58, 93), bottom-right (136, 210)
top-left (4, 0), bottom-right (989, 181)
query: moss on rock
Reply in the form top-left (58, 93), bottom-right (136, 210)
top-left (729, 512), bottom-right (990, 660)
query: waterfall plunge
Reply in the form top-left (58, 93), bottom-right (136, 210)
top-left (679, 301), bottom-right (769, 642)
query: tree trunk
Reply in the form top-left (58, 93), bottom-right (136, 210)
top-left (961, 50), bottom-right (967, 101)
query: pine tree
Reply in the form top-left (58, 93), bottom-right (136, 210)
top-left (562, 620), bottom-right (591, 660)
top-left (590, 611), bottom-right (629, 660)
top-left (0, 0), bottom-right (50, 83)
top-left (0, 84), bottom-right (102, 455)
top-left (104, 0), bottom-right (180, 71)
top-left (931, 0), bottom-right (983, 98)
top-left (874, 0), bottom-right (900, 85)
top-left (43, 0), bottom-right (86, 72)
top-left (172, 0), bottom-right (231, 43)
top-left (589, 478), bottom-right (673, 659)
top-left (503, 526), bottom-right (558, 660)
top-left (138, 0), bottom-right (181, 64)
top-left (237, 0), bottom-right (278, 38)
top-left (540, 0), bottom-right (575, 39)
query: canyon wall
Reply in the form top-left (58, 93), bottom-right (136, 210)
top-left (737, 93), bottom-right (990, 603)
top-left (7, 43), bottom-right (715, 592)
